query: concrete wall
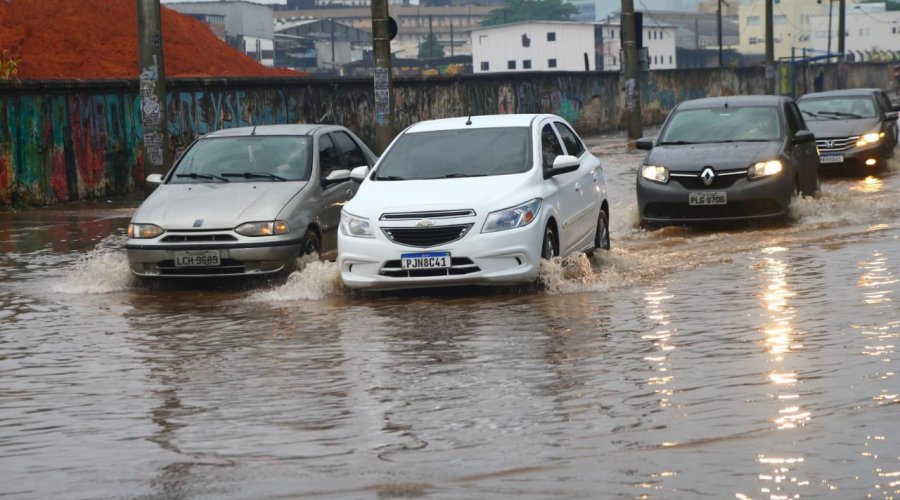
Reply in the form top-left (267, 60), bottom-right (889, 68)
top-left (0, 63), bottom-right (894, 207)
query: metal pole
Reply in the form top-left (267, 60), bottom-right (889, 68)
top-left (371, 0), bottom-right (395, 153)
top-left (450, 23), bottom-right (454, 57)
top-left (827, 0), bottom-right (833, 56)
top-left (717, 0), bottom-right (723, 67)
top-left (136, 0), bottom-right (170, 176)
top-left (622, 0), bottom-right (642, 141)
top-left (837, 0), bottom-right (846, 88)
top-left (765, 0), bottom-right (774, 93)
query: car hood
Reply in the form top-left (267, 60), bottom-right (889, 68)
top-left (804, 117), bottom-right (880, 138)
top-left (132, 182), bottom-right (306, 230)
top-left (648, 142), bottom-right (783, 171)
top-left (347, 175), bottom-right (535, 217)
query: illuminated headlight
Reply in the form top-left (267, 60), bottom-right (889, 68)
top-left (856, 132), bottom-right (883, 147)
top-left (482, 198), bottom-right (542, 233)
top-left (748, 160), bottom-right (783, 179)
top-left (127, 223), bottom-right (164, 239)
top-left (340, 211), bottom-right (374, 238)
top-left (235, 220), bottom-right (290, 236)
top-left (641, 165), bottom-right (669, 184)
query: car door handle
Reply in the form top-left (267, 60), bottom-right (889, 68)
top-left (345, 188), bottom-right (352, 196)
top-left (574, 183), bottom-right (581, 192)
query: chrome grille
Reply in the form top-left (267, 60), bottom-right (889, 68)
top-left (161, 234), bottom-right (238, 243)
top-left (380, 209), bottom-right (476, 221)
top-left (816, 136), bottom-right (860, 152)
top-left (670, 169), bottom-right (747, 189)
top-left (382, 224), bottom-right (473, 247)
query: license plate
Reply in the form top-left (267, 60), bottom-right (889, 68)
top-left (174, 250), bottom-right (220, 267)
top-left (401, 251), bottom-right (450, 270)
top-left (689, 192), bottom-right (727, 206)
top-left (819, 154), bottom-right (844, 164)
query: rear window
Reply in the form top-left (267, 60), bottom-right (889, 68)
top-left (798, 96), bottom-right (877, 120)
top-left (171, 136), bottom-right (311, 182)
top-left (659, 106), bottom-right (783, 143)
top-left (374, 127), bottom-right (531, 180)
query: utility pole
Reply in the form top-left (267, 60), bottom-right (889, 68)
top-left (765, 0), bottom-right (775, 94)
top-left (837, 0), bottom-right (846, 88)
top-left (371, 0), bottom-right (395, 153)
top-left (136, 0), bottom-right (170, 176)
top-left (826, 0), bottom-right (833, 56)
top-left (622, 0), bottom-right (642, 141)
top-left (717, 0), bottom-right (727, 67)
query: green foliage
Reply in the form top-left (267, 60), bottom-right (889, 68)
top-left (481, 0), bottom-right (578, 26)
top-left (0, 49), bottom-right (21, 82)
top-left (418, 33), bottom-right (445, 59)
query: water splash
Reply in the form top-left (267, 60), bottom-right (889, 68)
top-left (52, 248), bottom-right (133, 294)
top-left (250, 258), bottom-right (343, 302)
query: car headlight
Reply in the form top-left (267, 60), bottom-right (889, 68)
top-left (127, 223), bottom-right (164, 239)
top-left (235, 221), bottom-right (290, 237)
top-left (641, 165), bottom-right (669, 184)
top-left (340, 211), bottom-right (374, 238)
top-left (856, 132), bottom-right (883, 147)
top-left (748, 160), bottom-right (783, 179)
top-left (482, 198), bottom-right (542, 233)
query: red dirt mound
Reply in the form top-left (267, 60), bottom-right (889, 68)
top-left (0, 0), bottom-right (303, 79)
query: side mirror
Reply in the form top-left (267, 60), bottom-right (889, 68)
top-left (146, 173), bottom-right (163, 184)
top-left (635, 137), bottom-right (654, 150)
top-left (350, 165), bottom-right (369, 182)
top-left (548, 155), bottom-right (580, 177)
top-left (324, 169), bottom-right (351, 185)
top-left (885, 111), bottom-right (898, 121)
top-left (892, 104), bottom-right (900, 112)
top-left (794, 130), bottom-right (815, 144)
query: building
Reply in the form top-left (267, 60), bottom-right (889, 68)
top-left (595, 18), bottom-right (678, 71)
top-left (738, 0), bottom-right (825, 59)
top-left (630, 10), bottom-right (739, 68)
top-left (274, 18), bottom-right (373, 72)
top-left (165, 1), bottom-right (277, 66)
top-left (471, 22), bottom-right (600, 73)
top-left (275, 5), bottom-right (496, 58)
top-left (810, 8), bottom-right (900, 62)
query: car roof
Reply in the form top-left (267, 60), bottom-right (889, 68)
top-left (798, 88), bottom-right (881, 100)
top-left (201, 124), bottom-right (339, 138)
top-left (676, 95), bottom-right (791, 110)
top-left (403, 114), bottom-right (553, 133)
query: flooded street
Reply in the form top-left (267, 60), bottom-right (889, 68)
top-left (1, 137), bottom-right (899, 499)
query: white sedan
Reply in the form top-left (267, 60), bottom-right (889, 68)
top-left (338, 114), bottom-right (610, 290)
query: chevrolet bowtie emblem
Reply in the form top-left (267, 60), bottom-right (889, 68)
top-left (700, 167), bottom-right (715, 186)
top-left (416, 219), bottom-right (435, 228)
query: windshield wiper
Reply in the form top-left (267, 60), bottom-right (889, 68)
top-left (819, 111), bottom-right (864, 119)
top-left (801, 109), bottom-right (818, 118)
top-left (375, 175), bottom-right (407, 181)
top-left (440, 173), bottom-right (488, 178)
top-left (710, 139), bottom-right (773, 143)
top-left (176, 173), bottom-right (229, 182)
top-left (220, 172), bottom-right (286, 181)
top-left (657, 140), bottom-right (695, 145)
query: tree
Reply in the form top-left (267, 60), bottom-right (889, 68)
top-left (418, 33), bottom-right (445, 59)
top-left (481, 0), bottom-right (578, 26)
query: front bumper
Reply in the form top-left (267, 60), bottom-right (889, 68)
top-left (338, 223), bottom-right (544, 291)
top-left (637, 172), bottom-right (792, 223)
top-left (125, 236), bottom-right (304, 278)
top-left (817, 141), bottom-right (892, 170)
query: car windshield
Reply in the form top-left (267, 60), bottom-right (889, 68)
top-left (170, 136), bottom-right (311, 183)
top-left (374, 127), bottom-right (530, 180)
top-left (659, 106), bottom-right (783, 143)
top-left (798, 96), bottom-right (877, 120)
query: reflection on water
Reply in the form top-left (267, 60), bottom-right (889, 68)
top-left (1, 154), bottom-right (899, 499)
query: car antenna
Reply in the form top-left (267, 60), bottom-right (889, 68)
top-left (466, 115), bottom-right (472, 126)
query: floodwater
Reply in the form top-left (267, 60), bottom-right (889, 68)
top-left (1, 136), bottom-right (899, 500)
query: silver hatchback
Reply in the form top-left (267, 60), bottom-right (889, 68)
top-left (126, 124), bottom-right (376, 279)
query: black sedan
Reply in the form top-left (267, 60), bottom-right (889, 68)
top-left (798, 88), bottom-right (899, 172)
top-left (636, 95), bottom-right (820, 226)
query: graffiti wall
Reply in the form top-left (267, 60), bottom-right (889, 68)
top-left (0, 63), bottom-right (894, 207)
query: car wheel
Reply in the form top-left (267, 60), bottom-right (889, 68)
top-left (595, 208), bottom-right (611, 251)
top-left (302, 230), bottom-right (321, 257)
top-left (541, 225), bottom-right (557, 260)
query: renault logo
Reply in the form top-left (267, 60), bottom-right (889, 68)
top-left (700, 167), bottom-right (716, 186)
top-left (416, 219), bottom-right (435, 228)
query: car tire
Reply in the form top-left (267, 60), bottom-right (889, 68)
top-left (541, 224), bottom-right (557, 260)
top-left (302, 230), bottom-right (321, 257)
top-left (594, 208), bottom-right (611, 251)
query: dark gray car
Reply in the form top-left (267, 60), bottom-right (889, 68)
top-left (126, 124), bottom-right (376, 279)
top-left (636, 95), bottom-right (820, 226)
top-left (797, 88), bottom-right (899, 172)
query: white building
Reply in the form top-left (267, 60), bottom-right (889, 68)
top-left (596, 20), bottom-right (678, 71)
top-left (471, 22), bottom-right (598, 73)
top-left (810, 9), bottom-right (900, 61)
top-left (164, 1), bottom-right (277, 66)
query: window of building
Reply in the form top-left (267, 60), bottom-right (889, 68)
top-left (548, 58), bottom-right (557, 68)
top-left (522, 34), bottom-right (531, 47)
top-left (774, 15), bottom-right (787, 24)
top-left (610, 29), bottom-right (616, 39)
top-left (746, 16), bottom-right (760, 26)
top-left (481, 61), bottom-right (489, 71)
top-left (749, 37), bottom-right (759, 45)
top-left (508, 60), bottom-right (516, 70)
top-left (547, 32), bottom-right (556, 41)
top-left (523, 59), bottom-right (532, 69)
top-left (669, 55), bottom-right (673, 64)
